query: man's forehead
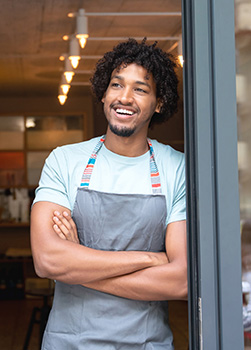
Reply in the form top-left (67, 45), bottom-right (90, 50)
top-left (112, 63), bottom-right (151, 81)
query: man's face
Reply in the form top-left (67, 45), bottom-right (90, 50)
top-left (102, 63), bottom-right (160, 138)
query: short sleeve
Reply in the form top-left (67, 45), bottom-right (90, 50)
top-left (33, 148), bottom-right (71, 210)
top-left (167, 155), bottom-right (186, 224)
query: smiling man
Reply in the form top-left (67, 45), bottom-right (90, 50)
top-left (103, 64), bottom-right (159, 140)
top-left (31, 38), bottom-right (187, 350)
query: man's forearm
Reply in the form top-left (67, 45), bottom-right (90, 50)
top-left (32, 230), bottom-right (168, 284)
top-left (31, 202), bottom-right (168, 284)
top-left (35, 240), bottom-right (168, 284)
top-left (82, 221), bottom-right (188, 301)
top-left (82, 260), bottom-right (187, 301)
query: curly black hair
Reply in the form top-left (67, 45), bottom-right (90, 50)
top-left (90, 38), bottom-right (179, 126)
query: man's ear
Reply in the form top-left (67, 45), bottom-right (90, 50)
top-left (101, 94), bottom-right (106, 103)
top-left (155, 99), bottom-right (163, 113)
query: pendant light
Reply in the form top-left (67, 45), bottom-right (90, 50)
top-left (58, 91), bottom-right (67, 105)
top-left (60, 75), bottom-right (71, 95)
top-left (76, 9), bottom-right (89, 49)
top-left (63, 57), bottom-right (75, 83)
top-left (69, 36), bottom-right (81, 69)
top-left (178, 35), bottom-right (184, 67)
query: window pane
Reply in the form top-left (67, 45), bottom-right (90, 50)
top-left (27, 152), bottom-right (50, 186)
top-left (0, 116), bottom-right (24, 150)
top-left (0, 152), bottom-right (25, 187)
top-left (26, 116), bottom-right (84, 150)
top-left (235, 1), bottom-right (251, 347)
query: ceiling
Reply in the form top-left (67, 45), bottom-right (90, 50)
top-left (0, 0), bottom-right (182, 99)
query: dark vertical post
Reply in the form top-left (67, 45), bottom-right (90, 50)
top-left (182, 0), bottom-right (244, 348)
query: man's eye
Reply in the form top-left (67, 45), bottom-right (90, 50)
top-left (135, 88), bottom-right (147, 93)
top-left (111, 83), bottom-right (121, 88)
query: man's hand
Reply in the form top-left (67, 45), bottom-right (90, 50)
top-left (52, 212), bottom-right (168, 266)
top-left (52, 211), bottom-right (79, 244)
top-left (31, 202), bottom-right (170, 286)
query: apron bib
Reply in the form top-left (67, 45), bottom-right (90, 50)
top-left (42, 136), bottom-right (173, 350)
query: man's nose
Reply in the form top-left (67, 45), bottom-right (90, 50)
top-left (118, 87), bottom-right (133, 104)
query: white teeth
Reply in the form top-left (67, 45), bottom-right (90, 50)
top-left (116, 108), bottom-right (134, 115)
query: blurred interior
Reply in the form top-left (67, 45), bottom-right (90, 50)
top-left (0, 1), bottom-right (188, 349)
top-left (1, 0), bottom-right (250, 349)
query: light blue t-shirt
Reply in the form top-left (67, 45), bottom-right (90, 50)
top-left (34, 136), bottom-right (186, 226)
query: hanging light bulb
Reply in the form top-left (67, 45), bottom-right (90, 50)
top-left (76, 9), bottom-right (89, 49)
top-left (178, 34), bottom-right (184, 68)
top-left (64, 71), bottom-right (75, 84)
top-left (60, 75), bottom-right (71, 95)
top-left (178, 55), bottom-right (184, 67)
top-left (61, 84), bottom-right (70, 95)
top-left (58, 94), bottom-right (67, 105)
top-left (70, 56), bottom-right (80, 69)
top-left (63, 57), bottom-right (75, 83)
top-left (58, 86), bottom-right (68, 105)
top-left (78, 37), bottom-right (87, 49)
top-left (69, 36), bottom-right (80, 69)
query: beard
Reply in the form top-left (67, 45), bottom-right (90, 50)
top-left (108, 122), bottom-right (135, 137)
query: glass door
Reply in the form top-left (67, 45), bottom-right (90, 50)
top-left (182, 0), bottom-right (244, 348)
top-left (235, 1), bottom-right (251, 348)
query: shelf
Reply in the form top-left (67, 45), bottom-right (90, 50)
top-left (0, 257), bottom-right (32, 263)
top-left (0, 222), bottom-right (30, 228)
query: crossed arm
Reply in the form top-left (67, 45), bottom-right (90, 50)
top-left (31, 201), bottom-right (187, 301)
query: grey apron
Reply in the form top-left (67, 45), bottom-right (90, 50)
top-left (42, 136), bottom-right (174, 350)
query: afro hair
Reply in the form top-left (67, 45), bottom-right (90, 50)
top-left (90, 38), bottom-right (179, 127)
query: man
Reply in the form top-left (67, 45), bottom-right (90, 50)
top-left (31, 38), bottom-right (187, 349)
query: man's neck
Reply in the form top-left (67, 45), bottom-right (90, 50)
top-left (104, 129), bottom-right (149, 157)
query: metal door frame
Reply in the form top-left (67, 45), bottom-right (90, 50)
top-left (182, 0), bottom-right (244, 348)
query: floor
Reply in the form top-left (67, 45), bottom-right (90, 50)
top-left (0, 298), bottom-right (43, 350)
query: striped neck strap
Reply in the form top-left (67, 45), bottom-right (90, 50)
top-left (80, 135), bottom-right (162, 194)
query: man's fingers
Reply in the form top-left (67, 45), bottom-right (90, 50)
top-left (54, 211), bottom-right (71, 230)
top-left (61, 211), bottom-right (79, 241)
top-left (52, 216), bottom-right (68, 234)
top-left (53, 211), bottom-right (79, 243)
top-left (62, 211), bottom-right (78, 236)
top-left (53, 224), bottom-right (66, 240)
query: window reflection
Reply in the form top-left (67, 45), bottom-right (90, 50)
top-left (235, 0), bottom-right (251, 346)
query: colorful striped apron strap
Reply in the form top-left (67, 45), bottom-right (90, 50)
top-left (80, 136), bottom-right (162, 194)
top-left (80, 136), bottom-right (106, 187)
top-left (147, 138), bottom-right (162, 194)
